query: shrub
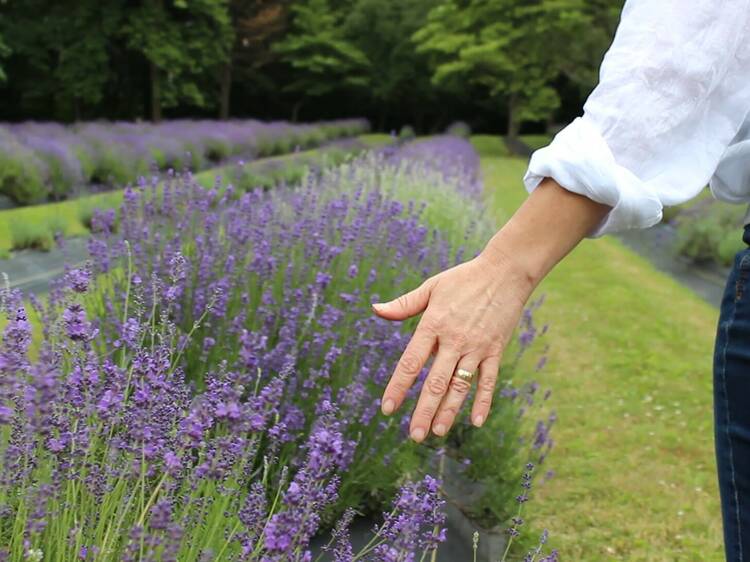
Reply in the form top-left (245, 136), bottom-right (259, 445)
top-left (673, 197), bottom-right (746, 265)
top-left (77, 194), bottom-right (121, 232)
top-left (0, 145), bottom-right (49, 205)
top-left (2, 119), bottom-right (371, 206)
top-left (86, 138), bottom-right (554, 539)
top-left (446, 121), bottom-right (472, 139)
top-left (23, 138), bottom-right (84, 200)
top-left (398, 125), bottom-right (416, 142)
top-left (204, 137), bottom-right (233, 162)
top-left (89, 144), bottom-right (147, 187)
top-left (9, 220), bottom-right (54, 251)
top-left (0, 138), bottom-right (556, 561)
top-left (0, 283), bottom-right (448, 561)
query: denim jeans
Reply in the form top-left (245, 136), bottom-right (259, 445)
top-left (715, 225), bottom-right (750, 561)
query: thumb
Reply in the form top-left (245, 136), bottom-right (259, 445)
top-left (372, 280), bottom-right (434, 321)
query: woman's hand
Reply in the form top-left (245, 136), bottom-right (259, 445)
top-left (372, 177), bottom-right (611, 443)
top-left (372, 249), bottom-right (536, 442)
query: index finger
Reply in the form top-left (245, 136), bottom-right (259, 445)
top-left (381, 318), bottom-right (436, 416)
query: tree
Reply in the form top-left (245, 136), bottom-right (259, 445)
top-left (0, 0), bottom-right (124, 119)
top-left (124, 0), bottom-right (233, 122)
top-left (343, 0), bottom-right (433, 130)
top-left (0, 31), bottom-right (9, 83)
top-left (414, 0), bottom-right (590, 138)
top-left (219, 0), bottom-right (288, 119)
top-left (558, 0), bottom-right (625, 96)
top-left (272, 0), bottom-right (370, 121)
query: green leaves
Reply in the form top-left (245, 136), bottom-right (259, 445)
top-left (124, 0), bottom-right (233, 115)
top-left (413, 0), bottom-right (599, 135)
top-left (273, 0), bottom-right (370, 101)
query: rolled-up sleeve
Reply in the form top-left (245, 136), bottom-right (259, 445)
top-left (523, 0), bottom-right (750, 237)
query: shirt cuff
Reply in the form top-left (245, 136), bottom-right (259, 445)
top-left (522, 117), bottom-right (663, 238)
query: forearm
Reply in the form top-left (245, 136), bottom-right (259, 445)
top-left (481, 178), bottom-right (611, 290)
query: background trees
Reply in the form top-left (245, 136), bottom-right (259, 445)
top-left (0, 0), bottom-right (624, 133)
top-left (273, 0), bottom-right (370, 121)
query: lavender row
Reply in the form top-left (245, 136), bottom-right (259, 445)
top-left (0, 137), bottom-right (556, 560)
top-left (0, 118), bottom-right (369, 206)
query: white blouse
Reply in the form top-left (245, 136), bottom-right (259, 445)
top-left (523, 0), bottom-right (750, 237)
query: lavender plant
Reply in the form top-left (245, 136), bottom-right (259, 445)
top-left (0, 137), bottom-right (557, 560)
top-left (0, 119), bottom-right (369, 205)
top-left (0, 275), bottom-right (446, 561)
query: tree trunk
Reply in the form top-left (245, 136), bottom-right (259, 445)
top-left (291, 100), bottom-right (303, 123)
top-left (73, 97), bottom-right (82, 122)
top-left (378, 105), bottom-right (388, 132)
top-left (506, 94), bottom-right (520, 140)
top-left (219, 61), bottom-right (232, 120)
top-left (150, 61), bottom-right (162, 123)
top-left (414, 106), bottom-right (425, 133)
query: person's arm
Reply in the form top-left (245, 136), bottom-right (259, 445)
top-left (374, 0), bottom-right (750, 443)
top-left (373, 180), bottom-right (608, 442)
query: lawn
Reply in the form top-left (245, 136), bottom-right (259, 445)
top-left (519, 134), bottom-right (553, 151)
top-left (475, 139), bottom-right (724, 560)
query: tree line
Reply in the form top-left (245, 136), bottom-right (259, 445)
top-left (0, 0), bottom-right (624, 135)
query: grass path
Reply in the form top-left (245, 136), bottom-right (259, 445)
top-left (477, 146), bottom-right (724, 560)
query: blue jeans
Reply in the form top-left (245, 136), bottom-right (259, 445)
top-left (715, 225), bottom-right (750, 561)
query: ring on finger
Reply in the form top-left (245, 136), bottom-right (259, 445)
top-left (453, 368), bottom-right (475, 384)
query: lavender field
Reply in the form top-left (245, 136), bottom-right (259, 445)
top-left (0, 119), bottom-right (368, 205)
top-left (0, 137), bottom-right (557, 561)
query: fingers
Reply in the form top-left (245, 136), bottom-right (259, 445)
top-left (471, 356), bottom-right (501, 427)
top-left (381, 317), bottom-right (437, 416)
top-left (431, 355), bottom-right (481, 437)
top-left (409, 345), bottom-right (461, 443)
top-left (372, 279), bottom-right (435, 321)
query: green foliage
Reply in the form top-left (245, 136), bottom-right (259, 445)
top-left (0, 0), bottom-right (124, 116)
top-left (0, 30), bottom-right (9, 83)
top-left (124, 0), bottom-right (233, 116)
top-left (0, 147), bottom-right (48, 205)
top-left (519, 134), bottom-right (552, 151)
top-left (343, 0), bottom-right (433, 112)
top-left (0, 0), bottom-right (624, 131)
top-left (470, 135), bottom-right (511, 158)
top-left (398, 125), bottom-right (416, 142)
top-left (446, 121), bottom-right (472, 138)
top-left (414, 0), bottom-right (591, 134)
top-left (673, 198), bottom-right (747, 266)
top-left (78, 193), bottom-right (121, 232)
top-left (9, 221), bottom-right (54, 252)
top-left (273, 0), bottom-right (370, 105)
top-left (89, 146), bottom-right (147, 187)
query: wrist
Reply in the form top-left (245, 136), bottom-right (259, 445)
top-left (479, 230), bottom-right (540, 299)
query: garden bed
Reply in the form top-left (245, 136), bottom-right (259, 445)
top-left (0, 137), bottom-right (557, 561)
top-left (0, 118), bottom-right (369, 206)
top-left (0, 136), bottom-right (384, 256)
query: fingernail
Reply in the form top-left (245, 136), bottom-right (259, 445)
top-left (372, 302), bottom-right (385, 311)
top-left (473, 414), bottom-right (484, 427)
top-left (411, 427), bottom-right (426, 442)
top-left (433, 423), bottom-right (446, 436)
top-left (382, 398), bottom-right (395, 415)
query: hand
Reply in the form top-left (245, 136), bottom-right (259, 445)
top-left (372, 249), bottom-right (536, 443)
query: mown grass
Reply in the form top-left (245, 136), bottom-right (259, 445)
top-left (359, 133), bottom-right (394, 147)
top-left (475, 137), bottom-right (723, 561)
top-left (0, 135), bottom-right (389, 255)
top-left (519, 134), bottom-right (553, 151)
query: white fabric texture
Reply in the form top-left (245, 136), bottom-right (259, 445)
top-left (523, 0), bottom-right (750, 237)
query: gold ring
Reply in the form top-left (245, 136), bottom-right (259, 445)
top-left (453, 368), bottom-right (475, 383)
